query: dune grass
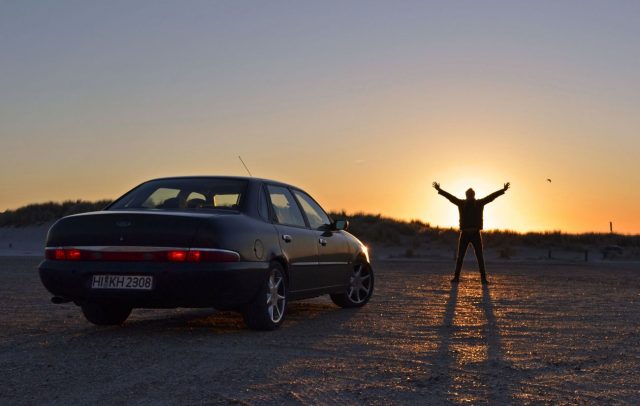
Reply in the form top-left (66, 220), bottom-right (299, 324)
top-left (1, 202), bottom-right (638, 250)
top-left (0, 200), bottom-right (112, 227)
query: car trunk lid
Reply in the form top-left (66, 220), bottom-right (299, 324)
top-left (45, 210), bottom-right (222, 248)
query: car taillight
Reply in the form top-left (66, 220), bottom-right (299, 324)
top-left (46, 247), bottom-right (240, 262)
top-left (187, 250), bottom-right (201, 262)
top-left (53, 249), bottom-right (65, 260)
top-left (46, 248), bottom-right (82, 260)
top-left (166, 249), bottom-right (240, 262)
top-left (167, 250), bottom-right (188, 262)
top-left (66, 249), bottom-right (82, 260)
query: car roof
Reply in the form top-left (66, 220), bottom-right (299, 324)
top-left (144, 176), bottom-right (296, 189)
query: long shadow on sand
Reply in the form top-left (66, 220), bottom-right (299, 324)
top-left (481, 284), bottom-right (502, 363)
top-left (431, 281), bottom-right (458, 397)
top-left (480, 283), bottom-right (515, 404)
top-left (431, 281), bottom-right (517, 404)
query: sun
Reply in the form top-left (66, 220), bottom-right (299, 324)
top-left (446, 177), bottom-right (499, 199)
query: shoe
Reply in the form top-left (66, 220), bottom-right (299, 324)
top-left (450, 277), bottom-right (459, 284)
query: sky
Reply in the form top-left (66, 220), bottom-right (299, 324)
top-left (1, 1), bottom-right (639, 233)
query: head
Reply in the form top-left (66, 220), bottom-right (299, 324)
top-left (465, 188), bottom-right (476, 200)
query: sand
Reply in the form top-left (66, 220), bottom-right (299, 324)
top-left (1, 256), bottom-right (638, 405)
top-left (0, 225), bottom-right (50, 256)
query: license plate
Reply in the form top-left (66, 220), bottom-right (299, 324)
top-left (91, 275), bottom-right (153, 290)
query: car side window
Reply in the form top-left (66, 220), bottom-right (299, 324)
top-left (267, 185), bottom-right (306, 227)
top-left (293, 190), bottom-right (331, 230)
top-left (213, 193), bottom-right (239, 208)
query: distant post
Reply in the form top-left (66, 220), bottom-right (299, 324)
top-left (610, 221), bottom-right (613, 234)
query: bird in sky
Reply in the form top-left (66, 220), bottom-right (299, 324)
top-left (547, 178), bottom-right (552, 183)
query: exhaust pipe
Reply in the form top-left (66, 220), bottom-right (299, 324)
top-left (51, 296), bottom-right (72, 304)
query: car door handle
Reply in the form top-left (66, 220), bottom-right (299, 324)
top-left (282, 234), bottom-right (292, 243)
top-left (318, 238), bottom-right (327, 246)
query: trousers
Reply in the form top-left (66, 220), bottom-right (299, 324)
top-left (454, 229), bottom-right (486, 278)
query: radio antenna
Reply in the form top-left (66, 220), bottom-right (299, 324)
top-left (238, 156), bottom-right (253, 177)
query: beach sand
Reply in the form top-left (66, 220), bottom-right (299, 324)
top-left (1, 256), bottom-right (638, 404)
top-left (0, 225), bottom-right (49, 256)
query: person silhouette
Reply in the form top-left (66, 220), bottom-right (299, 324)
top-left (433, 181), bottom-right (510, 284)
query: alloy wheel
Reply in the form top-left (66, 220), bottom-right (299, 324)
top-left (266, 269), bottom-right (286, 323)
top-left (348, 263), bottom-right (372, 304)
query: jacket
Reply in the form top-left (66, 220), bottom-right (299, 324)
top-left (438, 189), bottom-right (505, 230)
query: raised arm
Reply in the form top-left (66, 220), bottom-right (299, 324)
top-left (433, 182), bottom-right (462, 205)
top-left (480, 182), bottom-right (510, 204)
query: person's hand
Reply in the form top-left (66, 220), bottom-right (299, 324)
top-left (432, 182), bottom-right (440, 191)
top-left (503, 182), bottom-right (510, 191)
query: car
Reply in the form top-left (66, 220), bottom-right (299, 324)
top-left (38, 176), bottom-right (374, 330)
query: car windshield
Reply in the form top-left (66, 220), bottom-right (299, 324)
top-left (108, 178), bottom-right (248, 211)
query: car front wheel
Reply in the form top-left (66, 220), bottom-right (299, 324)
top-left (243, 263), bottom-right (287, 330)
top-left (330, 261), bottom-right (374, 308)
top-left (81, 302), bottom-right (132, 326)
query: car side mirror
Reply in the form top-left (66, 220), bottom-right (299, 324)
top-left (333, 219), bottom-right (349, 231)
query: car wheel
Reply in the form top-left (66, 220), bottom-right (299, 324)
top-left (81, 302), bottom-right (132, 326)
top-left (330, 261), bottom-right (374, 308)
top-left (243, 263), bottom-right (287, 331)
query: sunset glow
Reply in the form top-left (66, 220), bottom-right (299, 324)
top-left (2, 2), bottom-right (639, 233)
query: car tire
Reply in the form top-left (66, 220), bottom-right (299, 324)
top-left (81, 302), bottom-right (132, 326)
top-left (330, 261), bottom-right (374, 308)
top-left (243, 262), bottom-right (287, 331)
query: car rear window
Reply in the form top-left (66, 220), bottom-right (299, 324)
top-left (108, 179), bottom-right (247, 211)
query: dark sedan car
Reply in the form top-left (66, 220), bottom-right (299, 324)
top-left (38, 176), bottom-right (374, 330)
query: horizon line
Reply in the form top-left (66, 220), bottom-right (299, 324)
top-left (1, 199), bottom-right (638, 236)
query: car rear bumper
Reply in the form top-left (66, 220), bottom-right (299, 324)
top-left (38, 260), bottom-right (269, 309)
